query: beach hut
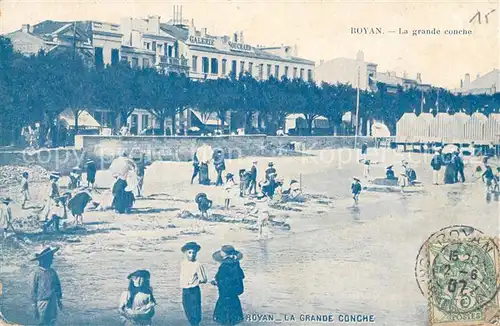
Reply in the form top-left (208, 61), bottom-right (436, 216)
top-left (431, 112), bottom-right (452, 143)
top-left (415, 112), bottom-right (433, 143)
top-left (484, 113), bottom-right (500, 144)
top-left (447, 112), bottom-right (469, 143)
top-left (396, 112), bottom-right (417, 143)
top-left (465, 112), bottom-right (488, 144)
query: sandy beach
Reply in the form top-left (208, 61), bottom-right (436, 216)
top-left (0, 148), bottom-right (498, 325)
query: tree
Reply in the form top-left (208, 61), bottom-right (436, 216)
top-left (137, 68), bottom-right (171, 135)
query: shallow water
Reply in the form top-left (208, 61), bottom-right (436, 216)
top-left (0, 149), bottom-right (498, 326)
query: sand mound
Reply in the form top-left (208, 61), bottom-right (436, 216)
top-left (0, 165), bottom-right (50, 187)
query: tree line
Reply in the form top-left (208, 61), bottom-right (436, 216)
top-left (1, 36), bottom-right (500, 146)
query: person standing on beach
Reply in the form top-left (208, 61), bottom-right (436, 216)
top-left (238, 169), bottom-right (247, 198)
top-left (265, 163), bottom-right (276, 181)
top-left (180, 242), bottom-right (208, 326)
top-left (135, 155), bottom-right (147, 198)
top-left (191, 153), bottom-right (200, 185)
top-left (351, 177), bottom-right (362, 203)
top-left (85, 159), bottom-right (97, 189)
top-left (248, 162), bottom-right (258, 195)
top-left (119, 270), bottom-right (156, 326)
top-left (361, 142), bottom-right (368, 161)
top-left (430, 151), bottom-right (443, 185)
top-left (31, 247), bottom-right (63, 326)
top-left (211, 245), bottom-right (245, 326)
top-left (21, 171), bottom-right (31, 209)
top-left (214, 150), bottom-right (226, 187)
top-left (453, 151), bottom-right (465, 183)
top-left (363, 160), bottom-right (371, 180)
top-left (0, 197), bottom-right (13, 239)
top-left (482, 164), bottom-right (495, 193)
top-left (224, 174), bottom-right (237, 210)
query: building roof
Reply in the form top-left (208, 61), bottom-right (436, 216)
top-left (160, 24), bottom-right (189, 41)
top-left (453, 69), bottom-right (499, 94)
top-left (59, 109), bottom-right (101, 129)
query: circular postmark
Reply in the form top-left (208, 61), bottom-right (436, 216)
top-left (415, 225), bottom-right (484, 297)
top-left (429, 238), bottom-right (499, 314)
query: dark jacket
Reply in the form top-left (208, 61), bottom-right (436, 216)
top-left (250, 166), bottom-right (257, 181)
top-left (431, 154), bottom-right (443, 171)
top-left (216, 262), bottom-right (245, 298)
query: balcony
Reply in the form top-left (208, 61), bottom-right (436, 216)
top-left (159, 56), bottom-right (188, 68)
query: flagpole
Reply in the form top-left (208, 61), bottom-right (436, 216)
top-left (354, 66), bottom-right (361, 149)
top-left (420, 88), bottom-right (424, 114)
top-left (436, 88), bottom-right (439, 112)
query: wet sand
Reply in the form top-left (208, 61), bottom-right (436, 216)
top-left (0, 149), bottom-right (498, 325)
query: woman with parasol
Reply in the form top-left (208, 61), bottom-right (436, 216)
top-left (196, 145), bottom-right (213, 185)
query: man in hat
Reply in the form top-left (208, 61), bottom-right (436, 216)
top-left (180, 242), bottom-right (207, 326)
top-left (248, 161), bottom-right (258, 195)
top-left (134, 153), bottom-right (148, 198)
top-left (430, 151), bottom-right (443, 185)
top-left (265, 162), bottom-right (276, 181)
top-left (42, 193), bottom-right (70, 233)
top-left (351, 177), bottom-right (362, 203)
top-left (0, 197), bottom-right (13, 239)
top-left (31, 247), bottom-right (63, 326)
top-left (361, 142), bottom-right (368, 161)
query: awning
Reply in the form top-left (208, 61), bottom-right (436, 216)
top-left (190, 110), bottom-right (229, 126)
top-left (59, 109), bottom-right (101, 129)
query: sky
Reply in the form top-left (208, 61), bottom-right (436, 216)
top-left (0, 0), bottom-right (498, 89)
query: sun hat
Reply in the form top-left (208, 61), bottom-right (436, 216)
top-left (30, 247), bottom-right (60, 261)
top-left (127, 269), bottom-right (151, 280)
top-left (195, 193), bottom-right (208, 204)
top-left (386, 165), bottom-right (393, 169)
top-left (268, 162), bottom-right (274, 167)
top-left (181, 242), bottom-right (201, 253)
top-left (212, 245), bottom-right (243, 263)
top-left (353, 177), bottom-right (360, 182)
top-left (49, 172), bottom-right (61, 180)
top-left (1, 197), bottom-right (13, 204)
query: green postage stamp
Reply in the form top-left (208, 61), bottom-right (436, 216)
top-left (427, 236), bottom-right (500, 326)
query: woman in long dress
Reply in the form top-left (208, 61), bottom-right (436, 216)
top-left (211, 245), bottom-right (245, 325)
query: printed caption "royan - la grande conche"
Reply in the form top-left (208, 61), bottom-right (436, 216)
top-left (350, 27), bottom-right (473, 36)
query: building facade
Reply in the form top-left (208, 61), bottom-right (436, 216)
top-left (452, 70), bottom-right (499, 95)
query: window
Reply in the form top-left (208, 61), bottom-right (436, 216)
top-left (284, 66), bottom-right (289, 77)
top-left (94, 47), bottom-right (104, 69)
top-left (293, 67), bottom-right (298, 78)
top-left (152, 41), bottom-right (157, 52)
top-left (111, 49), bottom-right (119, 65)
top-left (274, 65), bottom-right (280, 78)
top-left (266, 64), bottom-right (271, 77)
top-left (144, 42), bottom-right (150, 50)
top-left (248, 62), bottom-right (253, 75)
top-left (308, 69), bottom-right (313, 82)
top-left (141, 115), bottom-right (149, 131)
top-left (192, 56), bottom-right (198, 72)
top-left (202, 57), bottom-right (209, 74)
top-left (258, 64), bottom-right (264, 80)
top-left (222, 59), bottom-right (227, 75)
top-left (143, 58), bottom-right (150, 68)
top-left (131, 57), bottom-right (139, 68)
top-left (131, 114), bottom-right (139, 135)
top-left (231, 60), bottom-right (237, 75)
top-left (300, 68), bottom-right (304, 80)
top-left (121, 56), bottom-right (128, 63)
top-left (168, 45), bottom-right (173, 57)
top-left (240, 61), bottom-right (245, 74)
top-left (211, 58), bottom-right (218, 74)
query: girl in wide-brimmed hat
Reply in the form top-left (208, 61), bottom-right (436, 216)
top-left (180, 242), bottom-right (208, 326)
top-left (119, 269), bottom-right (156, 326)
top-left (351, 177), bottom-right (362, 203)
top-left (224, 173), bottom-right (237, 210)
top-left (31, 247), bottom-right (63, 326)
top-left (211, 245), bottom-right (245, 325)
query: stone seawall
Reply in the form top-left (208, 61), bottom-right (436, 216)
top-left (0, 148), bottom-right (83, 174)
top-left (0, 136), bottom-right (387, 173)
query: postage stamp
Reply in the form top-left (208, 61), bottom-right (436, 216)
top-left (427, 236), bottom-right (500, 326)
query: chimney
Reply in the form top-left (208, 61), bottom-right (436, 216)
top-left (22, 24), bottom-right (31, 34)
top-left (416, 73), bottom-right (422, 83)
top-left (356, 50), bottom-right (364, 62)
top-left (233, 32), bottom-right (238, 43)
top-left (201, 28), bottom-right (207, 36)
top-left (148, 15), bottom-right (160, 34)
top-left (464, 73), bottom-right (471, 87)
top-left (293, 44), bottom-right (298, 56)
top-left (172, 6), bottom-right (176, 24)
top-left (460, 79), bottom-right (463, 88)
top-left (239, 31), bottom-right (244, 43)
top-left (403, 71), bottom-right (408, 79)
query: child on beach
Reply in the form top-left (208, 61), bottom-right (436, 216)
top-left (86, 159), bottom-right (97, 189)
top-left (351, 177), bottom-right (362, 203)
top-left (363, 160), bottom-right (371, 180)
top-left (119, 270), bottom-right (156, 326)
top-left (21, 171), bottom-right (30, 209)
top-left (42, 193), bottom-right (70, 233)
top-left (224, 173), bottom-right (237, 210)
top-left (0, 197), bottom-right (13, 239)
top-left (180, 242), bottom-right (208, 326)
top-left (31, 247), bottom-right (63, 326)
top-left (195, 193), bottom-right (213, 219)
top-left (239, 169), bottom-right (248, 198)
top-left (68, 167), bottom-right (82, 190)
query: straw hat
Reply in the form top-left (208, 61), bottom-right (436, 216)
top-left (49, 172), bottom-right (61, 180)
top-left (195, 193), bottom-right (208, 204)
top-left (353, 177), bottom-right (360, 182)
top-left (127, 269), bottom-right (151, 280)
top-left (30, 247), bottom-right (60, 261)
top-left (1, 197), bottom-right (13, 204)
top-left (268, 162), bottom-right (274, 167)
top-left (386, 165), bottom-right (393, 169)
top-left (212, 245), bottom-right (243, 263)
top-left (181, 242), bottom-right (201, 253)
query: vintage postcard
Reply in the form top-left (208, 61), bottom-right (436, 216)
top-left (0, 0), bottom-right (498, 325)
